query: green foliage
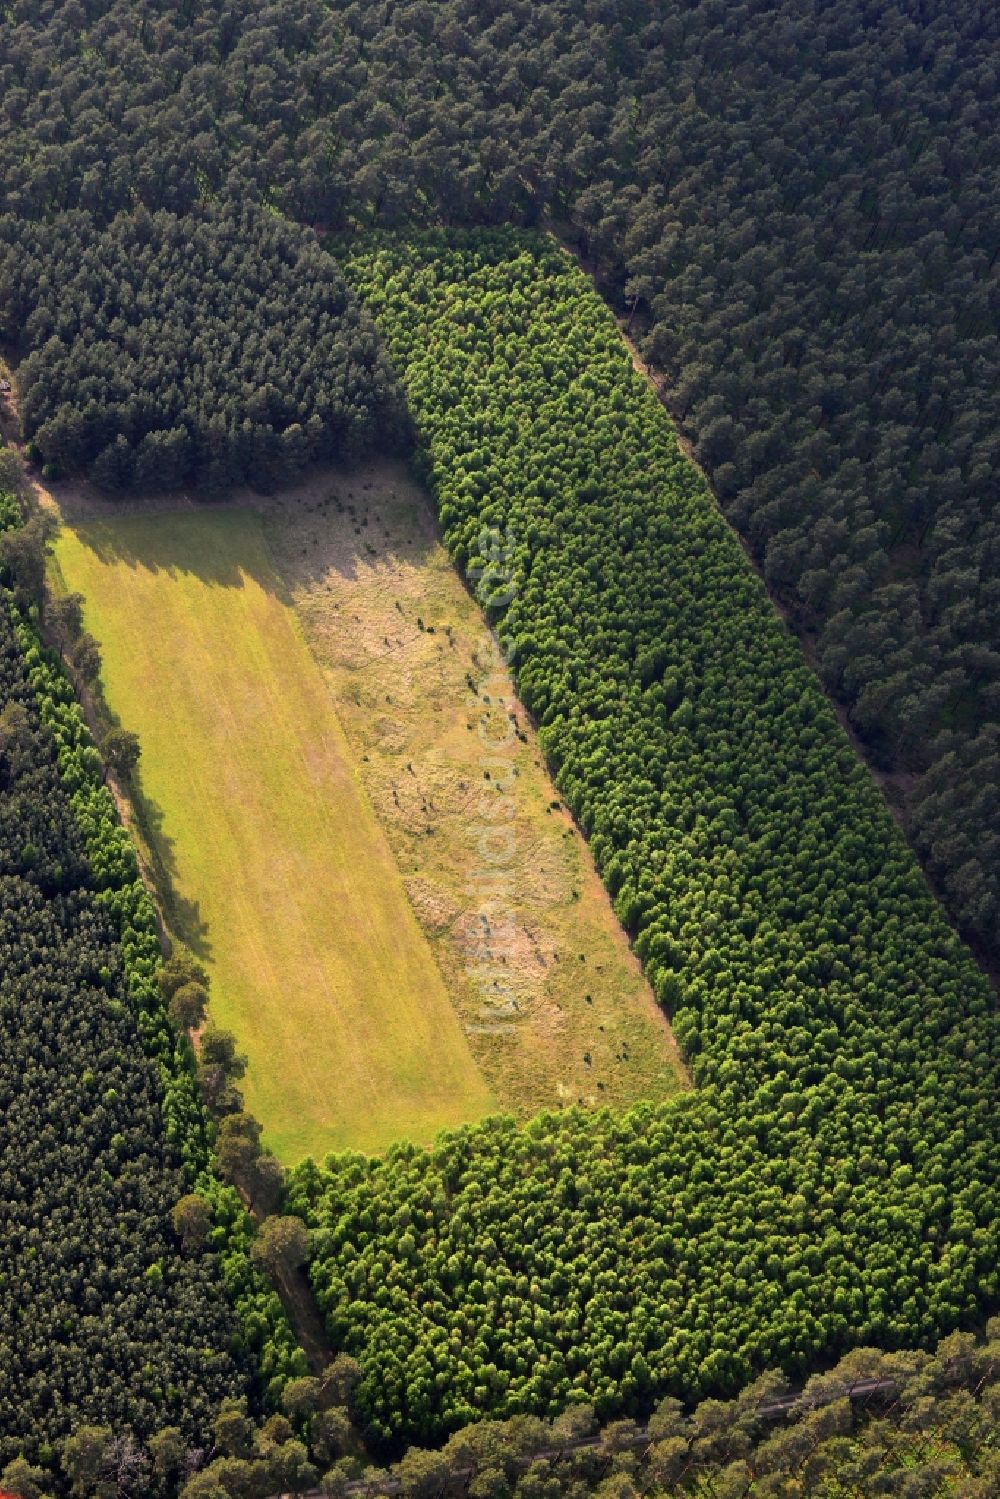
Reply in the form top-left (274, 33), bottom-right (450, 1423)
top-left (251, 1217), bottom-right (311, 1279)
top-left (0, 1456), bottom-right (54, 1499)
top-left (0, 513), bottom-right (51, 602)
top-left (0, 698), bottom-right (31, 777)
top-left (281, 1377), bottom-right (323, 1421)
top-left (167, 981), bottom-right (210, 1034)
top-left (286, 234), bottom-right (998, 1446)
top-left (0, 489), bottom-right (23, 534)
top-left (200, 1034), bottom-right (250, 1121)
top-left (101, 726), bottom-right (141, 779)
top-left (171, 1193), bottom-right (213, 1255)
top-left (71, 632), bottom-right (101, 683)
top-left (1, 204), bottom-right (408, 490)
top-left (158, 951), bottom-right (209, 1005)
top-left (47, 591), bottom-right (84, 643)
top-left (61, 1426), bottom-right (111, 1497)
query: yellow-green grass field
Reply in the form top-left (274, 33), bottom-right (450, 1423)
top-left (52, 509), bottom-right (495, 1161)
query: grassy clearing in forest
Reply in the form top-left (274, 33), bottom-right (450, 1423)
top-left (51, 507), bottom-right (495, 1161)
top-left (259, 462), bottom-right (686, 1118)
top-left (47, 464), bottom-right (684, 1157)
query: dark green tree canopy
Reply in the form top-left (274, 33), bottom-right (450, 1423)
top-left (0, 204), bottom-right (409, 490)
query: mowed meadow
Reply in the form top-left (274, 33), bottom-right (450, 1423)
top-left (51, 508), bottom-right (494, 1160)
top-left (49, 493), bottom-right (683, 1162)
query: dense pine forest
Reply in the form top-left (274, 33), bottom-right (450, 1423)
top-left (0, 1), bottom-right (998, 1494)
top-left (0, 206), bottom-right (406, 489)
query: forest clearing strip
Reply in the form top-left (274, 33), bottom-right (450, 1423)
top-left (50, 506), bottom-right (494, 1161)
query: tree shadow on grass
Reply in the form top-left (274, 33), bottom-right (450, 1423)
top-left (127, 765), bottom-right (213, 962)
top-left (80, 664), bottom-right (214, 963)
top-left (64, 505), bottom-right (298, 608)
top-left (56, 454), bottom-right (446, 606)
